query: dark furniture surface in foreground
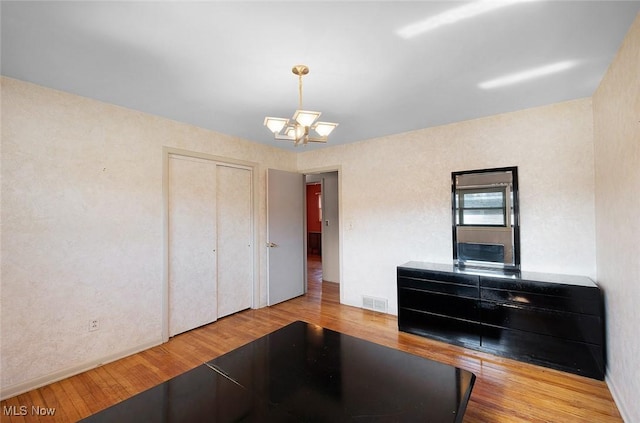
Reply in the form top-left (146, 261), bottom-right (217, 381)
top-left (81, 320), bottom-right (475, 422)
top-left (398, 261), bottom-right (605, 380)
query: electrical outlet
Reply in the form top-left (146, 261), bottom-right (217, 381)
top-left (89, 319), bottom-right (99, 332)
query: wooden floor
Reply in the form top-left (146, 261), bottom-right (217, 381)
top-left (1, 255), bottom-right (622, 422)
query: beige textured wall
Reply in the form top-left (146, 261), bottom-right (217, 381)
top-left (593, 14), bottom-right (640, 423)
top-left (0, 76), bottom-right (296, 397)
top-left (297, 98), bottom-right (596, 312)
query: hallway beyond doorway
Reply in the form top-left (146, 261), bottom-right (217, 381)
top-left (307, 254), bottom-right (322, 285)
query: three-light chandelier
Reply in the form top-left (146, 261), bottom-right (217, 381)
top-left (264, 65), bottom-right (338, 146)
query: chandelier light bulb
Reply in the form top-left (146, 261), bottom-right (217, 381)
top-left (264, 117), bottom-right (288, 134)
top-left (314, 122), bottom-right (338, 137)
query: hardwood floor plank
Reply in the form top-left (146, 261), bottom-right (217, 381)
top-left (1, 256), bottom-right (622, 422)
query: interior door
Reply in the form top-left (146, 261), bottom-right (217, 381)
top-left (320, 172), bottom-right (340, 283)
top-left (168, 155), bottom-right (217, 336)
top-left (267, 168), bottom-right (305, 306)
top-left (216, 164), bottom-right (253, 317)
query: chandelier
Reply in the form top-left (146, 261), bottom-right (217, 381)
top-left (264, 65), bottom-right (338, 146)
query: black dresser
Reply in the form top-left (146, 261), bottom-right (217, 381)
top-left (397, 261), bottom-right (605, 380)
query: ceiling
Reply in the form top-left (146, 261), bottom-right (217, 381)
top-left (2, 1), bottom-right (639, 151)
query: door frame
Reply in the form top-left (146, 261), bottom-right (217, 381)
top-left (302, 166), bottom-right (343, 303)
top-left (162, 147), bottom-right (259, 342)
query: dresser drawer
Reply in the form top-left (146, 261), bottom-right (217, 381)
top-left (481, 325), bottom-right (604, 379)
top-left (480, 300), bottom-right (603, 345)
top-left (399, 308), bottom-right (480, 349)
top-left (399, 288), bottom-right (479, 321)
top-left (398, 268), bottom-right (478, 287)
top-left (481, 277), bottom-right (601, 312)
top-left (480, 286), bottom-right (601, 315)
top-left (398, 276), bottom-right (479, 299)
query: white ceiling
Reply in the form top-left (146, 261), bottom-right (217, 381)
top-left (2, 1), bottom-right (639, 151)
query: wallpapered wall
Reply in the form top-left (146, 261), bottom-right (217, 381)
top-left (298, 97), bottom-right (596, 311)
top-left (593, 14), bottom-right (640, 423)
top-left (0, 76), bottom-right (297, 397)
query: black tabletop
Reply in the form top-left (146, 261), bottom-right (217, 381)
top-left (81, 321), bottom-right (475, 422)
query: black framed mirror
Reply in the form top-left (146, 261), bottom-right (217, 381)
top-left (452, 166), bottom-right (520, 269)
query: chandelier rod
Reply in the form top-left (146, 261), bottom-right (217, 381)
top-left (292, 65), bottom-right (309, 111)
top-left (298, 72), bottom-right (303, 110)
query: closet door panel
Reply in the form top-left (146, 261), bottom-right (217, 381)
top-left (168, 155), bottom-right (217, 336)
top-left (216, 165), bottom-right (253, 318)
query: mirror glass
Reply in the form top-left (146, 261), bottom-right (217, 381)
top-left (452, 166), bottom-right (520, 269)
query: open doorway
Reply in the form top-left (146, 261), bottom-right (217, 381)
top-left (305, 172), bottom-right (339, 298)
top-left (305, 181), bottom-right (323, 287)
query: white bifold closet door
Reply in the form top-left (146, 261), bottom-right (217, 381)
top-left (168, 155), bottom-right (252, 337)
top-left (215, 164), bottom-right (252, 318)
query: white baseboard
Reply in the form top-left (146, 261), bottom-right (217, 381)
top-left (1, 339), bottom-right (162, 401)
top-left (606, 373), bottom-right (631, 423)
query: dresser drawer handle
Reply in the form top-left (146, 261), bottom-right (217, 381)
top-left (498, 303), bottom-right (522, 309)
